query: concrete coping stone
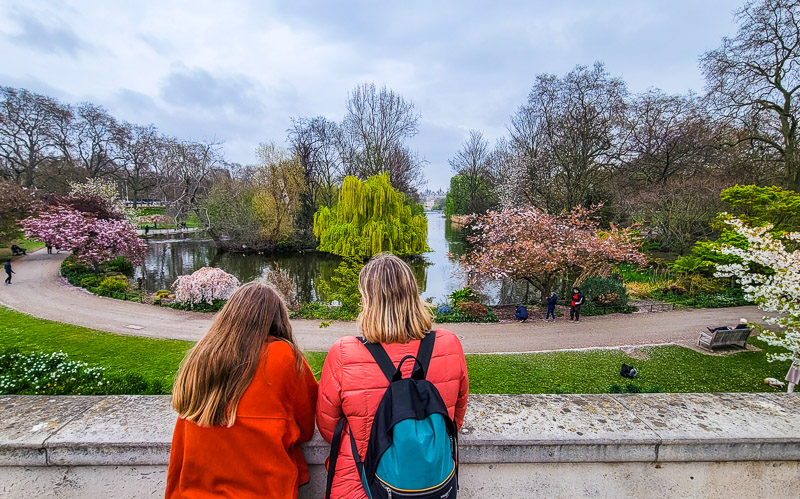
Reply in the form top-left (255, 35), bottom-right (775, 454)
top-left (1, 393), bottom-right (797, 467)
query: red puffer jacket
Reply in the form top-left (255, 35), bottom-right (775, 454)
top-left (316, 329), bottom-right (469, 499)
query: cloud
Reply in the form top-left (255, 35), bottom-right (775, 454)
top-left (159, 66), bottom-right (267, 118)
top-left (5, 10), bottom-right (93, 57)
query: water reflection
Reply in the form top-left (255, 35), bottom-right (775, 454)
top-left (134, 212), bottom-right (535, 305)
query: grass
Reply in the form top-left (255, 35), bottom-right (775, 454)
top-left (0, 306), bottom-right (791, 395)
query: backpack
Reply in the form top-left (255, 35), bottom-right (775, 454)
top-left (620, 363), bottom-right (638, 378)
top-left (325, 331), bottom-right (458, 499)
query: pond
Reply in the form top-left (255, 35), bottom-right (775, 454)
top-left (134, 212), bottom-right (534, 305)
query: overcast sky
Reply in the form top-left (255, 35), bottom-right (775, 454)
top-left (1, 0), bottom-right (741, 190)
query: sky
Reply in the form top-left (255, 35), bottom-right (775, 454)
top-left (0, 0), bottom-right (742, 191)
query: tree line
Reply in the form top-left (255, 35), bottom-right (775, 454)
top-left (447, 0), bottom-right (800, 254)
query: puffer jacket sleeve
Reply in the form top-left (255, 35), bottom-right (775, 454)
top-left (316, 338), bottom-right (344, 443)
top-left (452, 336), bottom-right (469, 430)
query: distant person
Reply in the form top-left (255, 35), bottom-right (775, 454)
top-left (144, 225), bottom-right (150, 235)
top-left (570, 287), bottom-right (584, 322)
top-left (546, 292), bottom-right (558, 321)
top-left (165, 282), bottom-right (318, 499)
top-left (10, 244), bottom-right (25, 256)
top-left (45, 242), bottom-right (53, 254)
top-left (515, 304), bottom-right (529, 322)
top-left (4, 260), bottom-right (14, 285)
top-left (734, 318), bottom-right (749, 329)
top-left (785, 351), bottom-right (799, 393)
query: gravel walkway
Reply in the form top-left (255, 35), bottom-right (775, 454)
top-left (0, 249), bottom-right (768, 353)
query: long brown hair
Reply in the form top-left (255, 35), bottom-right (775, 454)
top-left (357, 253), bottom-right (432, 344)
top-left (172, 281), bottom-right (304, 427)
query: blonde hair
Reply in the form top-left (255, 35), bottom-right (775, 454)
top-left (171, 281), bottom-right (304, 427)
top-left (357, 253), bottom-right (432, 343)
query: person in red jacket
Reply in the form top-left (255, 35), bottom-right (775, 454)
top-left (316, 253), bottom-right (470, 499)
top-left (166, 282), bottom-right (318, 499)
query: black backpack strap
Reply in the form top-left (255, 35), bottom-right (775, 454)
top-left (416, 330), bottom-right (437, 378)
top-left (324, 417), bottom-right (346, 499)
top-left (358, 336), bottom-right (396, 382)
top-left (349, 426), bottom-right (371, 494)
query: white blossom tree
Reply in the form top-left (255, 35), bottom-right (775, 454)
top-left (715, 215), bottom-right (800, 391)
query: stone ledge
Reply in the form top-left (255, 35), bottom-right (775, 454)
top-left (1, 393), bottom-right (798, 468)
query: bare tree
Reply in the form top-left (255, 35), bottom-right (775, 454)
top-left (71, 103), bottom-right (124, 179)
top-left (701, 0), bottom-right (800, 190)
top-left (619, 90), bottom-right (715, 185)
top-left (0, 87), bottom-right (65, 187)
top-left (153, 138), bottom-right (223, 220)
top-left (342, 82), bottom-right (424, 194)
top-left (448, 130), bottom-right (496, 214)
top-left (509, 63), bottom-right (627, 213)
top-left (118, 123), bottom-right (159, 207)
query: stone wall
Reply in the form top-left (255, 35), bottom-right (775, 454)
top-left (1, 393), bottom-right (798, 498)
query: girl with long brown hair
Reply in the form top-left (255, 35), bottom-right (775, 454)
top-left (166, 281), bottom-right (318, 499)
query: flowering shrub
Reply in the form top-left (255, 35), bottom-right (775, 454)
top-left (23, 206), bottom-right (146, 268)
top-left (715, 215), bottom-right (800, 362)
top-left (0, 349), bottom-right (165, 395)
top-left (172, 267), bottom-right (240, 306)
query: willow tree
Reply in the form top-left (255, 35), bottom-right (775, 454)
top-left (314, 173), bottom-right (428, 257)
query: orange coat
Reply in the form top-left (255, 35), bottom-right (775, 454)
top-left (166, 339), bottom-right (318, 499)
top-left (316, 329), bottom-right (469, 499)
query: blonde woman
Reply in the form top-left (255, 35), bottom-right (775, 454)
top-left (166, 282), bottom-right (318, 499)
top-left (317, 253), bottom-right (469, 498)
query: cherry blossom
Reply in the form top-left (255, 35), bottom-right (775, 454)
top-left (459, 205), bottom-right (645, 296)
top-left (172, 267), bottom-right (240, 305)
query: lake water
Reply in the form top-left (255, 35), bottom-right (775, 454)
top-left (134, 212), bottom-right (532, 305)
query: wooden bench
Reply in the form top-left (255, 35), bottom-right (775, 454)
top-left (697, 327), bottom-right (752, 350)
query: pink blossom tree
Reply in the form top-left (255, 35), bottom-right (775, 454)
top-left (459, 206), bottom-right (646, 298)
top-left (172, 267), bottom-right (240, 306)
top-left (22, 206), bottom-right (146, 269)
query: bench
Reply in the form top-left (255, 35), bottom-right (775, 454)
top-left (697, 327), bottom-right (752, 350)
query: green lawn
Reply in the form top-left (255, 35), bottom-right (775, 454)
top-left (0, 306), bottom-right (791, 395)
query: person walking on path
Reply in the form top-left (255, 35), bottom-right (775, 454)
top-left (570, 287), bottom-right (584, 322)
top-left (165, 282), bottom-right (318, 499)
top-left (316, 253), bottom-right (469, 499)
top-left (45, 242), bottom-right (53, 254)
top-left (546, 292), bottom-right (558, 321)
top-left (4, 260), bottom-right (14, 285)
top-left (786, 350), bottom-right (800, 393)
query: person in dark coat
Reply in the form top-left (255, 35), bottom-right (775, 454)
top-left (4, 260), bottom-right (14, 285)
top-left (734, 318), bottom-right (749, 329)
top-left (144, 225), bottom-right (150, 235)
top-left (46, 242), bottom-right (53, 254)
top-left (515, 305), bottom-right (529, 323)
top-left (545, 292), bottom-right (558, 321)
top-left (570, 287), bottom-right (584, 322)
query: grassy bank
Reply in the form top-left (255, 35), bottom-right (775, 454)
top-left (0, 306), bottom-right (790, 395)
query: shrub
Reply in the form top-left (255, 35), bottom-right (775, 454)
top-left (155, 289), bottom-right (171, 299)
top-left (172, 267), bottom-right (240, 306)
top-left (104, 256), bottom-right (134, 276)
top-left (434, 304), bottom-right (498, 323)
top-left (580, 276), bottom-right (630, 315)
top-left (79, 275), bottom-right (102, 288)
top-left (290, 302), bottom-right (358, 321)
top-left (449, 287), bottom-right (480, 305)
top-left (318, 258), bottom-right (363, 315)
top-left (262, 262), bottom-right (299, 310)
top-left (455, 300), bottom-right (490, 320)
top-left (166, 299), bottom-right (227, 313)
top-left (99, 275), bottom-right (129, 293)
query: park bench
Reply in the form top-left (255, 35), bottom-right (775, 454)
top-left (697, 327), bottom-right (752, 350)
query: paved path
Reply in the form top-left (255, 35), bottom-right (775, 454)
top-left (0, 250), bottom-right (768, 353)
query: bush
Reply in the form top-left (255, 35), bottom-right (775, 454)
top-left (455, 300), bottom-right (491, 320)
top-left (654, 287), bottom-right (751, 308)
top-left (104, 256), bottom-right (134, 276)
top-left (580, 276), bottom-right (631, 315)
top-left (263, 262), bottom-right (299, 310)
top-left (318, 258), bottom-right (363, 316)
top-left (434, 304), bottom-right (498, 323)
top-left (0, 348), bottom-right (166, 395)
top-left (449, 287), bottom-right (480, 305)
top-left (99, 275), bottom-right (129, 293)
top-left (290, 302), bottom-right (358, 321)
top-left (79, 275), bottom-right (103, 288)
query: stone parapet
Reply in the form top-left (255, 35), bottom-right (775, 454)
top-left (1, 393), bottom-right (798, 498)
